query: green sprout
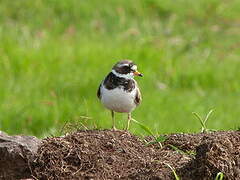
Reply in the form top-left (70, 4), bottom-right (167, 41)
top-left (192, 109), bottom-right (214, 133)
top-left (215, 172), bottom-right (224, 180)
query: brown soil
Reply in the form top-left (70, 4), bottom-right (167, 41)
top-left (31, 130), bottom-right (240, 180)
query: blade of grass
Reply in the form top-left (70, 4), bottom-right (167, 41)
top-left (168, 144), bottom-right (186, 154)
top-left (131, 118), bottom-right (155, 136)
top-left (215, 172), bottom-right (224, 180)
top-left (168, 144), bottom-right (196, 156)
top-left (164, 163), bottom-right (180, 180)
top-left (132, 118), bottom-right (163, 148)
top-left (204, 109), bottom-right (214, 124)
top-left (192, 112), bottom-right (206, 131)
top-left (146, 135), bottom-right (167, 146)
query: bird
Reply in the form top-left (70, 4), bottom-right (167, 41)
top-left (97, 60), bottom-right (142, 130)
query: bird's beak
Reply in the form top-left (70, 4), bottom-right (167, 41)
top-left (133, 71), bottom-right (143, 77)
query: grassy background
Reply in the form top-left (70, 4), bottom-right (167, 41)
top-left (0, 0), bottom-right (240, 137)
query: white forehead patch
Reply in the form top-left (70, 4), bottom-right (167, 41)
top-left (131, 65), bottom-right (137, 71)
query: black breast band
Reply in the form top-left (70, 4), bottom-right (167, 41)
top-left (103, 72), bottom-right (135, 92)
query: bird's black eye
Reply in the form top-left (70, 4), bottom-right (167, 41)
top-left (128, 65), bottom-right (132, 70)
top-left (124, 66), bottom-right (131, 70)
top-left (121, 65), bottom-right (131, 74)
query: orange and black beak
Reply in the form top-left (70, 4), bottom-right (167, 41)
top-left (133, 70), bottom-right (143, 77)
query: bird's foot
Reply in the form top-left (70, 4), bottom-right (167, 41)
top-left (112, 126), bottom-right (117, 131)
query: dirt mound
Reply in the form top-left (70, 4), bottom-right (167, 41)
top-left (178, 131), bottom-right (240, 179)
top-left (30, 130), bottom-right (240, 180)
top-left (31, 130), bottom-right (175, 179)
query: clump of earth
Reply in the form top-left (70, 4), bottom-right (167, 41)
top-left (30, 130), bottom-right (240, 180)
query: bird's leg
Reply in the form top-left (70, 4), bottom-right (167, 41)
top-left (126, 113), bottom-right (132, 131)
top-left (111, 110), bottom-right (117, 130)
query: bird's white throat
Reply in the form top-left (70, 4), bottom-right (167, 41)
top-left (111, 69), bottom-right (134, 79)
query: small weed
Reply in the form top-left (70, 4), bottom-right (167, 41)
top-left (192, 109), bottom-right (214, 133)
top-left (215, 172), bottom-right (224, 180)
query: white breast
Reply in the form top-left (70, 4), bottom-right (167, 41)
top-left (100, 84), bottom-right (137, 113)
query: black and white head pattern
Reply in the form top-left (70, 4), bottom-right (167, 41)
top-left (111, 60), bottom-right (138, 79)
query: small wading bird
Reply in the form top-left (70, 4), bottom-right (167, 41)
top-left (97, 60), bottom-right (143, 130)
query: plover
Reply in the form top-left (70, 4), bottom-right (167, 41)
top-left (97, 60), bottom-right (142, 130)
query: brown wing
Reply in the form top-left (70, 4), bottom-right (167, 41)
top-left (134, 85), bottom-right (142, 106)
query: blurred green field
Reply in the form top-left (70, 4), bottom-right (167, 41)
top-left (0, 0), bottom-right (240, 137)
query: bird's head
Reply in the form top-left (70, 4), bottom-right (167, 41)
top-left (112, 60), bottom-right (143, 79)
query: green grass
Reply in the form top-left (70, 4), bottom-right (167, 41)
top-left (0, 0), bottom-right (240, 137)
